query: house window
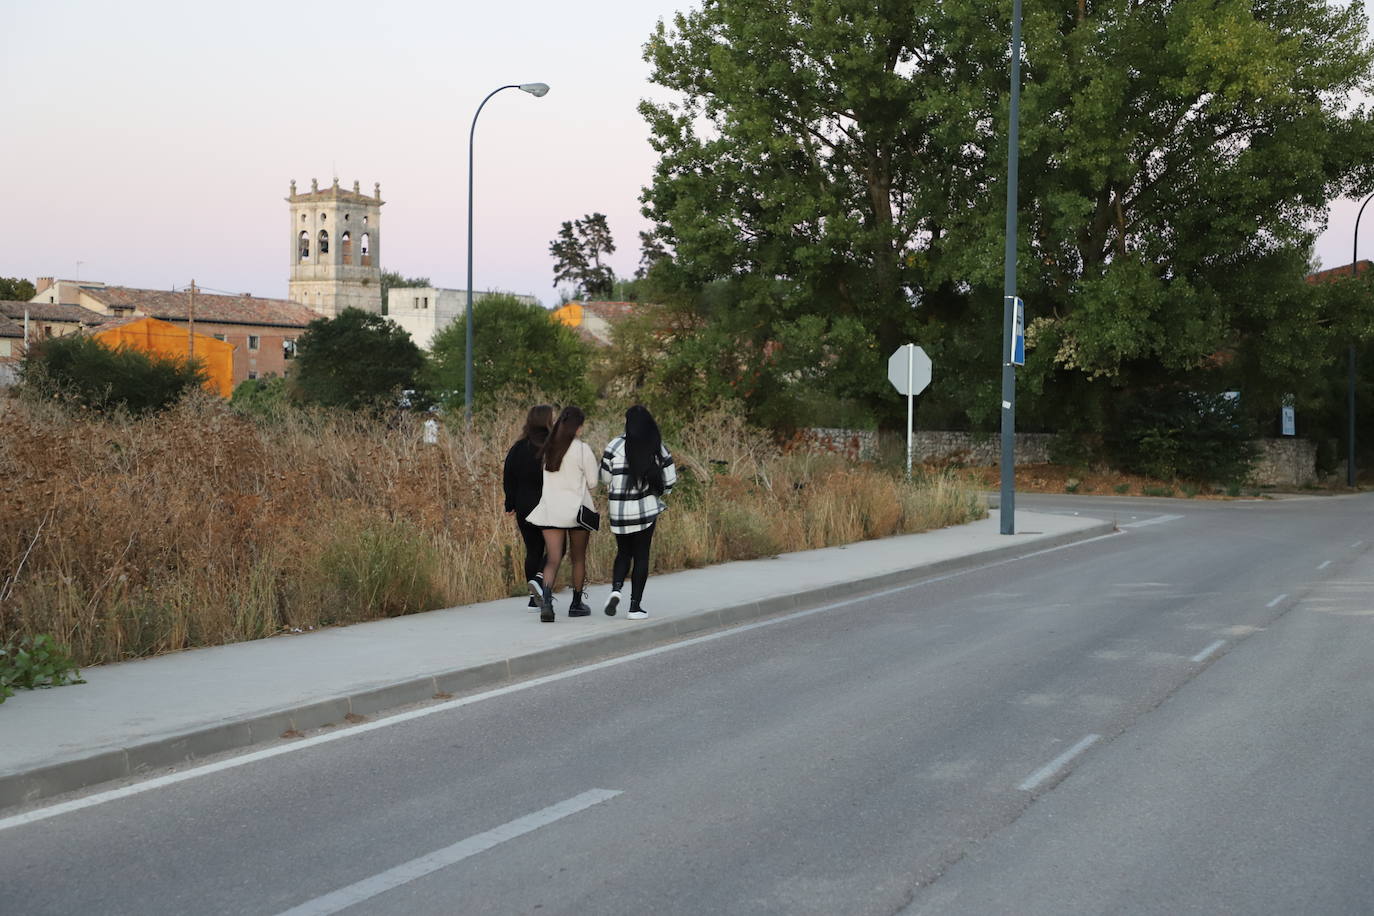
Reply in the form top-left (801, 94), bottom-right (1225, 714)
top-left (248, 335), bottom-right (260, 351)
top-left (247, 371), bottom-right (258, 380)
top-left (213, 334), bottom-right (226, 342)
top-left (413, 296), bottom-right (419, 308)
top-left (283, 338), bottom-right (296, 360)
top-left (43, 325), bottom-right (53, 338)
top-left (423, 297), bottom-right (428, 309)
top-left (318, 230), bottom-right (329, 255)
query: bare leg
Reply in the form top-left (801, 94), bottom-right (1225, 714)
top-left (568, 529), bottom-right (590, 591)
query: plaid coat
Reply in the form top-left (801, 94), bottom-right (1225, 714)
top-left (599, 436), bottom-right (677, 535)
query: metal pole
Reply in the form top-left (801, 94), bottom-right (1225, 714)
top-left (188, 280), bottom-right (196, 362)
top-left (906, 344), bottom-right (914, 479)
top-left (466, 85), bottom-right (522, 423)
top-left (1350, 192), bottom-right (1373, 487)
top-left (999, 0), bottom-right (1023, 535)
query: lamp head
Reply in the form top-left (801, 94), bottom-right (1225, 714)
top-left (519, 82), bottom-right (550, 98)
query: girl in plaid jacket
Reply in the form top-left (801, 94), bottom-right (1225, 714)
top-left (599, 405), bottom-right (677, 619)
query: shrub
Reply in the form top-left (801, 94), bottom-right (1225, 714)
top-left (0, 634), bottom-right (85, 704)
top-left (21, 334), bottom-right (207, 414)
top-left (1105, 389), bottom-right (1258, 483)
top-left (292, 308), bottom-right (425, 409)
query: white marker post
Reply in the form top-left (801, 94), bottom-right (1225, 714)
top-left (887, 344), bottom-right (933, 479)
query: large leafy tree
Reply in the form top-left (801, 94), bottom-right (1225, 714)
top-left (550, 213), bottom-right (617, 299)
top-left (425, 294), bottom-right (593, 409)
top-left (21, 334), bottom-right (207, 414)
top-left (641, 0), bottom-right (1374, 433)
top-left (291, 308), bottom-right (425, 409)
top-left (0, 277), bottom-right (36, 301)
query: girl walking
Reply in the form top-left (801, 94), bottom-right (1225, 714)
top-left (525, 406), bottom-right (599, 623)
top-left (600, 405), bottom-right (676, 620)
top-left (502, 404), bottom-right (555, 610)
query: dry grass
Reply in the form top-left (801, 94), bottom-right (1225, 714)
top-left (0, 395), bottom-right (984, 666)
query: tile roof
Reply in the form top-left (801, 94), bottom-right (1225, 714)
top-left (0, 314), bottom-right (22, 338)
top-left (83, 287), bottom-right (320, 328)
top-left (1307, 261), bottom-right (1372, 284)
top-left (0, 300), bottom-right (105, 324)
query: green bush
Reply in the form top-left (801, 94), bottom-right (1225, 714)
top-left (21, 334), bottom-right (207, 414)
top-left (1105, 390), bottom-right (1257, 483)
top-left (319, 520), bottom-right (443, 623)
top-left (292, 308), bottom-right (426, 410)
top-left (231, 376), bottom-right (290, 418)
top-left (0, 634), bottom-right (85, 704)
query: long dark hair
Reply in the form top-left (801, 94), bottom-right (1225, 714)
top-left (542, 405), bottom-right (585, 472)
top-left (520, 404), bottom-right (554, 449)
top-left (624, 404), bottom-right (665, 495)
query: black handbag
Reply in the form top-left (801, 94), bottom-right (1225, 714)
top-left (576, 504), bottom-right (601, 532)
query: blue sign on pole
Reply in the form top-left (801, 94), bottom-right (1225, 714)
top-left (1010, 297), bottom-right (1026, 366)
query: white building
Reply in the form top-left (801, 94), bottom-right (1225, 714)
top-left (387, 287), bottom-right (539, 350)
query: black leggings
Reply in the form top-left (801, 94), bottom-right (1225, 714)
top-left (517, 517), bottom-right (546, 582)
top-left (612, 522), bottom-right (657, 603)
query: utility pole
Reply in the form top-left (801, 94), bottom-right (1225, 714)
top-left (999, 0), bottom-right (1024, 535)
top-left (188, 280), bottom-right (197, 361)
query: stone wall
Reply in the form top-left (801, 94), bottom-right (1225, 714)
top-left (797, 427), bottom-right (879, 462)
top-left (903, 431), bottom-right (1058, 466)
top-left (1248, 438), bottom-right (1318, 487)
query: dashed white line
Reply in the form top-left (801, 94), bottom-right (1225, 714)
top-left (1266, 594), bottom-right (1287, 608)
top-left (275, 789), bottom-right (622, 916)
top-left (1352, 541), bottom-right (1364, 549)
top-left (1018, 734), bottom-right (1101, 792)
top-left (1191, 640), bottom-right (1226, 663)
top-left (1318, 560), bottom-right (1332, 570)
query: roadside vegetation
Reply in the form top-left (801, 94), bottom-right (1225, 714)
top-left (0, 394), bottom-right (983, 667)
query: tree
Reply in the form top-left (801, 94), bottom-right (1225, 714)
top-left (425, 294), bottom-right (593, 409)
top-left (550, 213), bottom-right (616, 299)
top-left (291, 308), bottom-right (425, 409)
top-left (640, 0), bottom-right (1374, 437)
top-left (378, 271), bottom-right (431, 314)
top-left (0, 277), bottom-right (36, 301)
top-left (21, 334), bottom-right (207, 414)
top-left (635, 229), bottom-right (670, 280)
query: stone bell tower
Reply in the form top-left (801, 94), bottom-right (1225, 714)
top-left (288, 177), bottom-right (384, 317)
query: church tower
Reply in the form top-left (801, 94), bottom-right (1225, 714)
top-left (288, 178), bottom-right (384, 317)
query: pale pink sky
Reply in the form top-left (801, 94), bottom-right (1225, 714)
top-left (1, 1), bottom-right (1369, 307)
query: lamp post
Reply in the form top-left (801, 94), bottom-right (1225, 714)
top-left (999, 0), bottom-right (1024, 534)
top-left (466, 81), bottom-right (549, 421)
top-left (1349, 191), bottom-right (1374, 487)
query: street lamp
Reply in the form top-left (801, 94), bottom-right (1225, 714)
top-left (1348, 190), bottom-right (1374, 486)
top-left (999, 0), bottom-right (1024, 534)
top-left (465, 82), bottom-right (550, 420)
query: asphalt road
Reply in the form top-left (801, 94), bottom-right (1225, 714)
top-left (3, 493), bottom-right (1372, 915)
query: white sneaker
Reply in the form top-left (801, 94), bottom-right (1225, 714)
top-left (603, 590), bottom-right (621, 616)
top-left (527, 578), bottom-right (542, 600)
top-left (627, 605), bottom-right (648, 620)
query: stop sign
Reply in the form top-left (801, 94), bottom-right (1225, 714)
top-left (888, 344), bottom-right (932, 396)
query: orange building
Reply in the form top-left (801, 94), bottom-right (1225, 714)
top-left (93, 316), bottom-right (236, 398)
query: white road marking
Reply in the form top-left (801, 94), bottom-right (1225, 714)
top-left (1119, 514), bottom-right (1184, 529)
top-left (0, 529), bottom-right (1126, 832)
top-left (1266, 594), bottom-right (1287, 608)
top-left (1018, 734), bottom-right (1101, 792)
top-left (1190, 640), bottom-right (1226, 663)
top-left (1318, 560), bottom-right (1332, 570)
top-left (274, 789), bottom-right (621, 916)
top-left (1353, 541), bottom-right (1364, 549)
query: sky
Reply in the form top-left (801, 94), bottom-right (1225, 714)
top-left (1, 0), bottom-right (1371, 308)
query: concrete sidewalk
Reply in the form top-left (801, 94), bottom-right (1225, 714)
top-left (0, 510), bottom-right (1112, 811)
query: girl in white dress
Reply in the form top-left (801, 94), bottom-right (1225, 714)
top-left (524, 406), bottom-right (598, 622)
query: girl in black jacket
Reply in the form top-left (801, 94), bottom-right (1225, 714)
top-left (503, 404), bottom-right (555, 608)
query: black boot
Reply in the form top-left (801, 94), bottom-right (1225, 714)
top-left (540, 586), bottom-right (555, 623)
top-left (569, 589), bottom-right (591, 616)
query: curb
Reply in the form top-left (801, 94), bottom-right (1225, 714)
top-left (0, 519), bottom-right (1116, 813)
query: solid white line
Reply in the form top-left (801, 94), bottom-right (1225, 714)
top-left (1018, 734), bottom-right (1101, 792)
top-left (0, 528), bottom-right (1125, 832)
top-left (274, 789), bottom-right (621, 916)
top-left (1317, 560), bottom-right (1332, 570)
top-left (1266, 594), bottom-right (1287, 608)
top-left (1191, 640), bottom-right (1226, 663)
top-left (1353, 541), bottom-right (1365, 549)
top-left (1119, 514), bottom-right (1184, 529)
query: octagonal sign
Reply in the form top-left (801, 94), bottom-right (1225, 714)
top-left (888, 344), bottom-right (932, 396)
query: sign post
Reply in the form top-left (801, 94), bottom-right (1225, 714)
top-left (888, 344), bottom-right (933, 479)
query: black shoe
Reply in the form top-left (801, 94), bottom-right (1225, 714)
top-left (540, 587), bottom-right (555, 623)
top-left (627, 602), bottom-right (648, 620)
top-left (527, 596), bottom-right (540, 609)
top-left (527, 574), bottom-right (543, 601)
top-left (568, 590), bottom-right (591, 617)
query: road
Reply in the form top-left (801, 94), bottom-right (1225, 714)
top-left (3, 494), bottom-right (1372, 915)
